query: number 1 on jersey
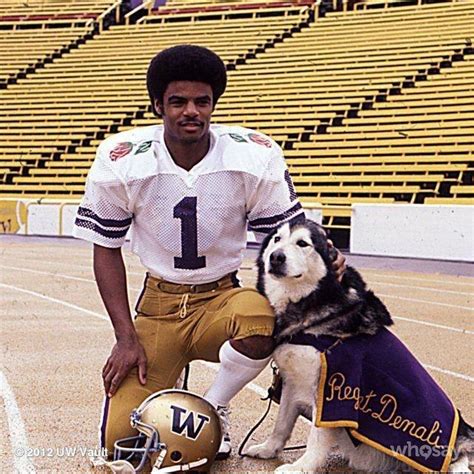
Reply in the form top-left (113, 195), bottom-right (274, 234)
top-left (173, 197), bottom-right (207, 270)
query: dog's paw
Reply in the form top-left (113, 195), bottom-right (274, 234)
top-left (275, 459), bottom-right (323, 473)
top-left (243, 441), bottom-right (280, 459)
top-left (275, 463), bottom-right (307, 473)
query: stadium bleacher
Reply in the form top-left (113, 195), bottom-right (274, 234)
top-left (0, 26), bottom-right (92, 85)
top-left (0, 0), bottom-right (118, 22)
top-left (217, 1), bottom-right (474, 226)
top-left (0, 0), bottom-right (123, 86)
top-left (0, 0), bottom-right (472, 232)
top-left (0, 2), bottom-right (312, 197)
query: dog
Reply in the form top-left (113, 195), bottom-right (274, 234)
top-left (244, 219), bottom-right (473, 473)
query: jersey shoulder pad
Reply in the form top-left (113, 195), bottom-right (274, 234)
top-left (214, 125), bottom-right (283, 177)
top-left (98, 125), bottom-right (158, 163)
top-left (216, 125), bottom-right (278, 152)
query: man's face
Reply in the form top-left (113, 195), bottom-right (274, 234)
top-left (156, 81), bottom-right (214, 145)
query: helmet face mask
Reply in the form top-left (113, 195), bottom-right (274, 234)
top-left (113, 433), bottom-right (157, 472)
top-left (113, 389), bottom-right (222, 473)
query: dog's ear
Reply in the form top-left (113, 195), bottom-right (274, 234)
top-left (328, 245), bottom-right (339, 262)
top-left (305, 221), bottom-right (337, 270)
top-left (303, 219), bottom-right (328, 238)
top-left (307, 221), bottom-right (328, 246)
top-left (315, 221), bottom-right (329, 239)
top-left (256, 228), bottom-right (279, 295)
top-left (256, 248), bottom-right (266, 295)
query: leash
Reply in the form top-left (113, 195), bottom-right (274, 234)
top-left (237, 393), bottom-right (273, 456)
top-left (238, 362), bottom-right (306, 456)
top-left (239, 337), bottom-right (346, 456)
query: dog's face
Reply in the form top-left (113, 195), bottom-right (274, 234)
top-left (257, 220), bottom-right (334, 310)
top-left (263, 222), bottom-right (328, 280)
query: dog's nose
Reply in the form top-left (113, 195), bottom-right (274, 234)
top-left (270, 251), bottom-right (286, 266)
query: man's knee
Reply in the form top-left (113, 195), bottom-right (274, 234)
top-left (227, 288), bottom-right (275, 338)
top-left (224, 289), bottom-right (275, 359)
top-left (230, 335), bottom-right (275, 359)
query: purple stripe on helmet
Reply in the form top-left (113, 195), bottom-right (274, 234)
top-left (100, 396), bottom-right (111, 450)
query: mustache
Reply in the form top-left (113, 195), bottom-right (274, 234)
top-left (179, 120), bottom-right (204, 126)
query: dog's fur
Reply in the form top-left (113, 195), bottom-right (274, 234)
top-left (244, 219), bottom-right (474, 473)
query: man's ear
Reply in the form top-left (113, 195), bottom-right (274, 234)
top-left (154, 98), bottom-right (164, 118)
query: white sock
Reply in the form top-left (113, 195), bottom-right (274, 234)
top-left (205, 340), bottom-right (272, 408)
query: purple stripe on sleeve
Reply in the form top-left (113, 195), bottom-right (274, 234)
top-left (75, 218), bottom-right (129, 239)
top-left (78, 207), bottom-right (132, 228)
top-left (249, 202), bottom-right (303, 228)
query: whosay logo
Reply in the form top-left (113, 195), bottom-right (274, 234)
top-left (170, 405), bottom-right (210, 440)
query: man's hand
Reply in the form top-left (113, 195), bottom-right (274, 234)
top-left (102, 338), bottom-right (147, 397)
top-left (328, 239), bottom-right (346, 282)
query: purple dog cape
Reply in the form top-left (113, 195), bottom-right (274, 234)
top-left (289, 329), bottom-right (459, 472)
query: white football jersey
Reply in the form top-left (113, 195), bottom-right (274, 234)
top-left (73, 124), bottom-right (304, 284)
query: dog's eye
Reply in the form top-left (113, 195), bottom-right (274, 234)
top-left (274, 236), bottom-right (281, 243)
top-left (297, 240), bottom-right (310, 248)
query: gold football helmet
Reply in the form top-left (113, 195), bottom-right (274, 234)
top-left (100, 389), bottom-right (222, 473)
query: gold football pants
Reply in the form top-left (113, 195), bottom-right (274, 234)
top-left (100, 272), bottom-right (275, 456)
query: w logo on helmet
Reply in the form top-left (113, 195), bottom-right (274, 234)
top-left (170, 404), bottom-right (211, 440)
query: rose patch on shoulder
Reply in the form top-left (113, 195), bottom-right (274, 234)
top-left (109, 142), bottom-right (133, 161)
top-left (248, 133), bottom-right (272, 148)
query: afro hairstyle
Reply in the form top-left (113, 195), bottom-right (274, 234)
top-left (147, 44), bottom-right (227, 117)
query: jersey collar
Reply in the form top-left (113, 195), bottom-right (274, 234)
top-left (157, 125), bottom-right (218, 180)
